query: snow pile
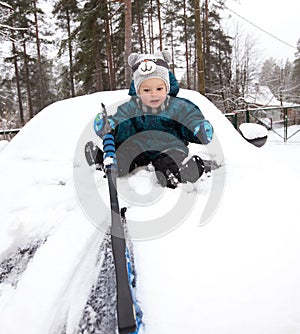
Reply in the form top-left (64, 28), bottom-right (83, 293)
top-left (239, 123), bottom-right (269, 147)
top-left (0, 89), bottom-right (299, 334)
top-left (239, 123), bottom-right (268, 140)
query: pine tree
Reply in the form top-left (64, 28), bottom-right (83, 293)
top-left (2, 0), bottom-right (26, 125)
top-left (53, 0), bottom-right (80, 98)
top-left (132, 0), bottom-right (149, 53)
top-left (204, 2), bottom-right (232, 110)
top-left (73, 0), bottom-right (107, 93)
top-left (259, 58), bottom-right (281, 96)
top-left (2, 0), bottom-right (55, 123)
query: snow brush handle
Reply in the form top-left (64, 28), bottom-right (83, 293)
top-left (101, 103), bottom-right (117, 170)
top-left (103, 133), bottom-right (117, 169)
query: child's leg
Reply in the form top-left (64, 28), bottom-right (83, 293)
top-left (85, 141), bottom-right (104, 169)
top-left (178, 155), bottom-right (204, 183)
top-left (153, 150), bottom-right (205, 188)
top-left (117, 149), bottom-right (153, 176)
top-left (152, 150), bottom-right (187, 188)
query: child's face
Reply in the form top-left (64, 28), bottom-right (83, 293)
top-left (138, 78), bottom-right (168, 108)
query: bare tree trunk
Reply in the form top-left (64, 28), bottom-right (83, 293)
top-left (22, 35), bottom-right (33, 119)
top-left (124, 0), bottom-right (132, 87)
top-left (105, 1), bottom-right (116, 90)
top-left (156, 0), bottom-right (162, 51)
top-left (136, 0), bottom-right (144, 52)
top-left (9, 11), bottom-right (24, 125)
top-left (194, 0), bottom-right (205, 94)
top-left (32, 0), bottom-right (45, 109)
top-left (109, 6), bottom-right (116, 86)
top-left (149, 0), bottom-right (154, 53)
top-left (141, 13), bottom-right (147, 53)
top-left (94, 50), bottom-right (103, 91)
top-left (66, 7), bottom-right (75, 97)
top-left (93, 19), bottom-right (103, 91)
top-left (204, 0), bottom-right (211, 90)
top-left (193, 43), bottom-right (196, 89)
top-left (12, 40), bottom-right (24, 125)
top-left (169, 21), bottom-right (175, 75)
top-left (183, 0), bottom-right (190, 88)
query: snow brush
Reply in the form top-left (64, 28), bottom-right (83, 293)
top-left (101, 103), bottom-right (138, 334)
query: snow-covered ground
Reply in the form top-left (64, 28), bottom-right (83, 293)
top-left (261, 130), bottom-right (300, 174)
top-left (0, 89), bottom-right (299, 334)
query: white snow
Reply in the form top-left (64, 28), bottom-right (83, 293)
top-left (0, 140), bottom-right (8, 152)
top-left (0, 89), bottom-right (300, 333)
top-left (239, 122), bottom-right (268, 140)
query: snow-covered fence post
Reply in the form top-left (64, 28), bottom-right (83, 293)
top-left (283, 107), bottom-right (288, 142)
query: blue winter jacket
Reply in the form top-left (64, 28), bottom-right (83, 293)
top-left (109, 95), bottom-right (210, 161)
top-left (95, 71), bottom-right (212, 161)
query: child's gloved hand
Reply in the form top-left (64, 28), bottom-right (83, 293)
top-left (94, 113), bottom-right (115, 138)
top-left (194, 121), bottom-right (213, 144)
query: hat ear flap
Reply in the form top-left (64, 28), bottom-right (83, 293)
top-left (161, 50), bottom-right (172, 63)
top-left (128, 53), bottom-right (140, 68)
top-left (154, 50), bottom-right (171, 63)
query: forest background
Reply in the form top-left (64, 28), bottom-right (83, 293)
top-left (0, 0), bottom-right (300, 130)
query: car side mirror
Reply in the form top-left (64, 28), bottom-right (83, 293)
top-left (239, 123), bottom-right (268, 147)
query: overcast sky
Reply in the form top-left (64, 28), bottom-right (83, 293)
top-left (223, 0), bottom-right (299, 62)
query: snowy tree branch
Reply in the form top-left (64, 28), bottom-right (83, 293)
top-left (0, 24), bottom-right (29, 31)
top-left (0, 1), bottom-right (13, 10)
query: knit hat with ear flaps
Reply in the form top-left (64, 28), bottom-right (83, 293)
top-left (128, 51), bottom-right (171, 94)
